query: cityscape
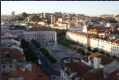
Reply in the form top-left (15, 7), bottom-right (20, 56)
top-left (1, 1), bottom-right (119, 80)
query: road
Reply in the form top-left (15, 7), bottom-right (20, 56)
top-left (29, 42), bottom-right (60, 80)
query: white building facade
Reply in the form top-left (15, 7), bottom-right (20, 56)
top-left (1, 21), bottom-right (10, 33)
top-left (24, 27), bottom-right (56, 42)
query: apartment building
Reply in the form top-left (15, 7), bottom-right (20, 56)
top-left (61, 62), bottom-right (102, 80)
top-left (66, 25), bottom-right (119, 56)
top-left (66, 31), bottom-right (97, 49)
top-left (81, 53), bottom-right (119, 79)
top-left (1, 63), bottom-right (49, 80)
top-left (90, 36), bottom-right (119, 56)
top-left (1, 48), bottom-right (26, 73)
top-left (1, 21), bottom-right (10, 33)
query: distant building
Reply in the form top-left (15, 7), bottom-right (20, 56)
top-left (1, 63), bottom-right (49, 80)
top-left (1, 21), bottom-right (10, 33)
top-left (11, 11), bottom-right (15, 16)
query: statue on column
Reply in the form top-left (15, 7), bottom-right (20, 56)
top-left (52, 32), bottom-right (60, 52)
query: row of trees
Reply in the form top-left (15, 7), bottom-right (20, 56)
top-left (76, 48), bottom-right (91, 56)
top-left (58, 37), bottom-right (76, 45)
top-left (87, 47), bottom-right (117, 58)
top-left (21, 39), bottom-right (30, 48)
top-left (40, 48), bottom-right (57, 64)
top-left (24, 48), bottom-right (38, 63)
top-left (57, 39), bottom-right (69, 46)
top-left (21, 39), bottom-right (38, 63)
top-left (31, 39), bottom-right (40, 48)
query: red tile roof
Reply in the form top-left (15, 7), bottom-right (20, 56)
top-left (1, 48), bottom-right (24, 59)
top-left (96, 55), bottom-right (114, 65)
top-left (9, 63), bottom-right (49, 80)
top-left (61, 62), bottom-right (89, 79)
top-left (109, 69), bottom-right (119, 80)
top-left (79, 72), bottom-right (102, 80)
top-left (89, 53), bottom-right (102, 58)
top-left (1, 75), bottom-right (8, 80)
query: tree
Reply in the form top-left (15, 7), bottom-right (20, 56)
top-left (106, 53), bottom-right (110, 57)
top-left (92, 48), bottom-right (98, 53)
top-left (87, 47), bottom-right (91, 51)
top-left (77, 48), bottom-right (82, 52)
top-left (74, 47), bottom-right (77, 50)
top-left (21, 39), bottom-right (30, 48)
top-left (99, 51), bottom-right (105, 55)
top-left (109, 19), bottom-right (117, 23)
top-left (31, 16), bottom-right (42, 21)
top-left (21, 12), bottom-right (28, 18)
top-left (112, 55), bottom-right (117, 58)
top-left (85, 52), bottom-right (91, 56)
top-left (81, 50), bottom-right (85, 55)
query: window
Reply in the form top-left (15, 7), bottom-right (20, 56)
top-left (2, 65), bottom-right (5, 68)
top-left (10, 65), bottom-right (12, 68)
top-left (2, 71), bottom-right (5, 73)
top-left (6, 59), bottom-right (8, 62)
top-left (2, 60), bottom-right (4, 63)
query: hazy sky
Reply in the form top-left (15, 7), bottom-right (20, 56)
top-left (1, 1), bottom-right (119, 16)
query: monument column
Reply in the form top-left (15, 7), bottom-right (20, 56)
top-left (52, 31), bottom-right (59, 52)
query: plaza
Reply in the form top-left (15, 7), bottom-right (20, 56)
top-left (40, 42), bottom-right (82, 72)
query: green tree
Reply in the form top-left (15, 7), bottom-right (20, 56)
top-left (74, 47), bottom-right (77, 50)
top-left (92, 48), bottom-right (98, 53)
top-left (106, 53), bottom-right (110, 57)
top-left (112, 55), bottom-right (117, 58)
top-left (31, 16), bottom-right (42, 21)
top-left (99, 51), bottom-right (105, 55)
top-left (81, 50), bottom-right (85, 55)
top-left (87, 47), bottom-right (91, 51)
top-left (21, 12), bottom-right (28, 18)
top-left (109, 19), bottom-right (117, 23)
top-left (85, 52), bottom-right (91, 56)
top-left (77, 48), bottom-right (82, 52)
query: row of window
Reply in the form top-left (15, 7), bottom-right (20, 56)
top-left (2, 59), bottom-right (18, 63)
top-left (2, 65), bottom-right (12, 68)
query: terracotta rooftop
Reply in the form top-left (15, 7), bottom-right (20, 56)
top-left (89, 53), bottom-right (102, 58)
top-left (1, 48), bottom-right (24, 59)
top-left (61, 62), bottom-right (89, 79)
top-left (79, 72), bottom-right (102, 80)
top-left (96, 55), bottom-right (114, 65)
top-left (115, 57), bottom-right (119, 62)
top-left (109, 69), bottom-right (119, 80)
top-left (9, 63), bottom-right (49, 80)
top-left (1, 75), bottom-right (8, 80)
top-left (87, 26), bottom-right (112, 31)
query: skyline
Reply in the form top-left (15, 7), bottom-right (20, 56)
top-left (1, 1), bottom-right (119, 16)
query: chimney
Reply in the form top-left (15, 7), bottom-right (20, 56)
top-left (88, 57), bottom-right (90, 60)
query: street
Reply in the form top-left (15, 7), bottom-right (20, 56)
top-left (29, 42), bottom-right (60, 80)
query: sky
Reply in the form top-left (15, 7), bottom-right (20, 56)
top-left (1, 1), bottom-right (119, 16)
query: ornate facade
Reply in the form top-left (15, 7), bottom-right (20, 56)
top-left (24, 27), bottom-right (56, 42)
